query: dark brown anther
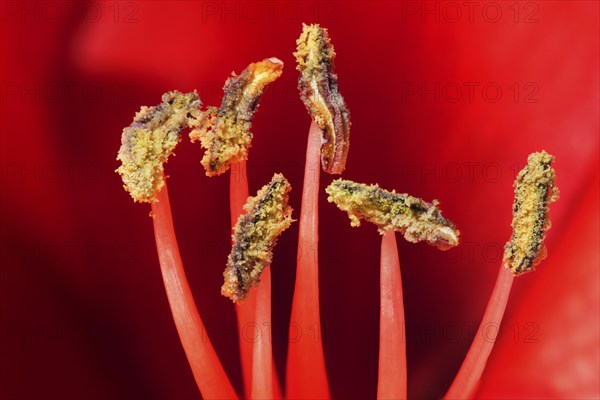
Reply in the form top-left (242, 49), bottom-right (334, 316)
top-left (295, 23), bottom-right (350, 174)
top-left (190, 58), bottom-right (283, 176)
top-left (326, 179), bottom-right (459, 250)
top-left (117, 91), bottom-right (202, 202)
top-left (503, 151), bottom-right (559, 275)
top-left (222, 173), bottom-right (294, 302)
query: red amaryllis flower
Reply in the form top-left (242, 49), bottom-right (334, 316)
top-left (1, 1), bottom-right (597, 399)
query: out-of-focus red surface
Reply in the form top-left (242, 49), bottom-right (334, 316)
top-left (1, 1), bottom-right (598, 399)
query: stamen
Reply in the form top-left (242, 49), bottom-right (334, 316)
top-left (117, 92), bottom-right (236, 397)
top-left (286, 120), bottom-right (331, 399)
top-left (445, 151), bottom-right (559, 399)
top-left (295, 23), bottom-right (350, 174)
top-left (325, 179), bottom-right (456, 398)
top-left (222, 173), bottom-right (294, 303)
top-left (190, 58), bottom-right (284, 176)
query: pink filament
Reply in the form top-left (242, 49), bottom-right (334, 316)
top-left (286, 120), bottom-right (330, 399)
top-left (377, 230), bottom-right (408, 399)
top-left (444, 265), bottom-right (514, 399)
top-left (151, 177), bottom-right (237, 399)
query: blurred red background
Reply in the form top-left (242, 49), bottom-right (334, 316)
top-left (1, 1), bottom-right (598, 398)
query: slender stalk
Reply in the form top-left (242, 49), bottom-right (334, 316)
top-left (230, 160), bottom-right (256, 399)
top-left (286, 120), bottom-right (330, 399)
top-left (377, 230), bottom-right (407, 399)
top-left (229, 161), bottom-right (250, 227)
top-left (251, 265), bottom-right (275, 399)
top-left (151, 176), bottom-right (237, 399)
top-left (444, 265), bottom-right (514, 399)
